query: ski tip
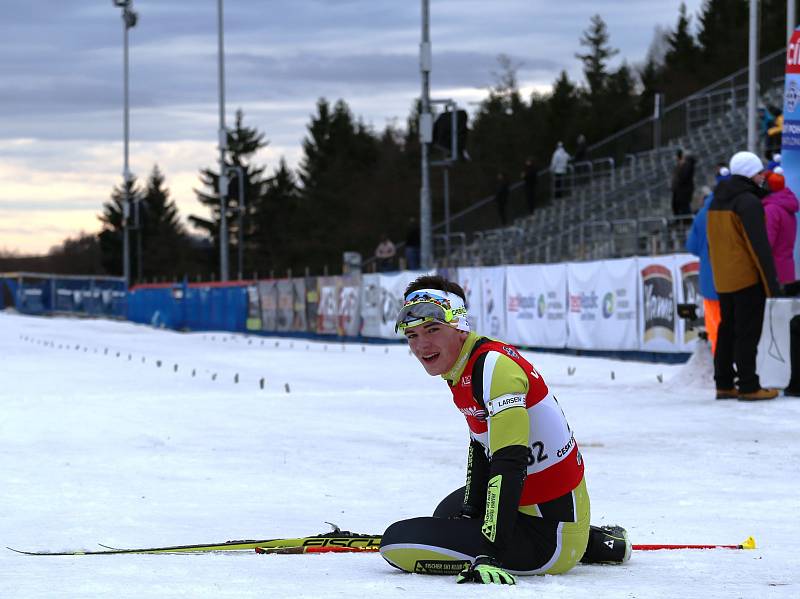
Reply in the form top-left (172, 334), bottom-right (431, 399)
top-left (740, 536), bottom-right (756, 550)
top-left (324, 521), bottom-right (341, 534)
top-left (7, 547), bottom-right (85, 556)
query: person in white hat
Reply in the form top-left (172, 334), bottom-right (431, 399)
top-left (707, 151), bottom-right (781, 401)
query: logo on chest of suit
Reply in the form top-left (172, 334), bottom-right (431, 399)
top-left (461, 375), bottom-right (471, 386)
top-left (459, 406), bottom-right (486, 420)
top-left (502, 346), bottom-right (519, 359)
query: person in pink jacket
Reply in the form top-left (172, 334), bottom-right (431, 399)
top-left (764, 169), bottom-right (800, 397)
top-left (764, 170), bottom-right (798, 284)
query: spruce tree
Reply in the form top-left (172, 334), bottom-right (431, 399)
top-left (189, 109), bottom-right (269, 278)
top-left (250, 157), bottom-right (299, 273)
top-left (97, 176), bottom-right (142, 277)
top-left (139, 165), bottom-right (189, 280)
top-left (576, 15), bottom-right (619, 104)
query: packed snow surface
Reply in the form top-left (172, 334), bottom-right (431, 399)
top-left (1, 312), bottom-right (798, 598)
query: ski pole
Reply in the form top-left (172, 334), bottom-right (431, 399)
top-left (633, 536), bottom-right (756, 551)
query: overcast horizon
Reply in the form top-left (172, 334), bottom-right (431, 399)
top-left (0, 0), bottom-right (704, 256)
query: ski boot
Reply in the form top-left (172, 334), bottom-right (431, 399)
top-left (580, 524), bottom-right (631, 565)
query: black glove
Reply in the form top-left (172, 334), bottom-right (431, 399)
top-left (456, 555), bottom-right (516, 585)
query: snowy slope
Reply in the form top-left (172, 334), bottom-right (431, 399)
top-left (1, 312), bottom-right (798, 598)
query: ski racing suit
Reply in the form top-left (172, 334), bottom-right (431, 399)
top-left (380, 332), bottom-right (590, 575)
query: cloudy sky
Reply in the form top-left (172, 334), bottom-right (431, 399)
top-left (0, 0), bottom-right (704, 255)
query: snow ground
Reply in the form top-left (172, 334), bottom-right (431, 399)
top-left (1, 311), bottom-right (798, 599)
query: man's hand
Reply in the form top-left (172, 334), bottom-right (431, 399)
top-left (456, 555), bottom-right (516, 585)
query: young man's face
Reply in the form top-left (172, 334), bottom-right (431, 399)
top-left (404, 321), bottom-right (467, 376)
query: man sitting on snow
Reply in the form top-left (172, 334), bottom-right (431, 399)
top-left (379, 275), bottom-right (629, 585)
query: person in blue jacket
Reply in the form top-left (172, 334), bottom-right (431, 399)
top-left (685, 165), bottom-right (729, 361)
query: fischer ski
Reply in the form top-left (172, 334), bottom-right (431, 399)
top-left (7, 524), bottom-right (381, 556)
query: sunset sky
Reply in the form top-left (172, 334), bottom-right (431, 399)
top-left (0, 0), bottom-right (703, 255)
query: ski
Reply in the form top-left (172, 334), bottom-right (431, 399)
top-left (7, 524), bottom-right (381, 556)
top-left (256, 545), bottom-right (379, 555)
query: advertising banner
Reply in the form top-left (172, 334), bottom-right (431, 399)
top-left (782, 28), bottom-right (800, 278)
top-left (456, 267), bottom-right (483, 334)
top-left (479, 266), bottom-right (507, 339)
top-left (756, 298), bottom-right (800, 388)
top-left (276, 280), bottom-right (295, 332)
top-left (291, 277), bottom-right (307, 332)
top-left (316, 276), bottom-right (338, 335)
top-left (361, 270), bottom-right (428, 338)
top-left (304, 277), bottom-right (319, 332)
top-left (246, 285), bottom-right (262, 331)
top-left (673, 253), bottom-right (703, 351)
top-left (505, 264), bottom-right (567, 348)
top-left (567, 258), bottom-right (638, 350)
top-left (637, 255), bottom-right (679, 352)
top-left (258, 280), bottom-right (278, 332)
top-left (337, 275), bottom-right (361, 337)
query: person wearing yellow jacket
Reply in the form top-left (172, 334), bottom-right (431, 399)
top-left (379, 275), bottom-right (629, 585)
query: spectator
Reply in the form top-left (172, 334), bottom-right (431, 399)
top-left (707, 151), bottom-right (781, 401)
top-left (763, 168), bottom-right (800, 396)
top-left (550, 142), bottom-right (570, 199)
top-left (404, 217), bottom-right (421, 271)
top-left (759, 106), bottom-right (776, 150)
top-left (573, 133), bottom-right (588, 163)
top-left (672, 152), bottom-right (695, 216)
top-left (767, 112), bottom-right (783, 160)
top-left (494, 172), bottom-right (510, 225)
top-left (763, 169), bottom-right (798, 285)
top-left (767, 152), bottom-right (781, 172)
top-left (521, 158), bottom-right (538, 215)
top-left (685, 164), bottom-right (729, 355)
top-left (375, 234), bottom-right (396, 272)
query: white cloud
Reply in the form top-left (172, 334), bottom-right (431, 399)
top-left (0, 0), bottom-right (706, 254)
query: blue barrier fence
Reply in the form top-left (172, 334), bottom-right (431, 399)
top-left (0, 273), bottom-right (127, 318)
top-left (127, 282), bottom-right (249, 332)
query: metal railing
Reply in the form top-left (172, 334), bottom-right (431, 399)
top-left (423, 47), bottom-right (787, 267)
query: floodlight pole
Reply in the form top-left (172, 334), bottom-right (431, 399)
top-left (217, 0), bottom-right (230, 281)
top-left (789, 0), bottom-right (797, 42)
top-left (419, 0), bottom-right (433, 269)
top-left (747, 0), bottom-right (759, 153)
top-left (225, 166), bottom-right (245, 280)
top-left (114, 0), bottom-right (137, 287)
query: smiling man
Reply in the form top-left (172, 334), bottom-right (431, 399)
top-left (379, 275), bottom-right (629, 585)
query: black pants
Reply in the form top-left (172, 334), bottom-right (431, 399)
top-left (790, 316), bottom-right (800, 390)
top-left (380, 484), bottom-right (588, 574)
top-left (715, 284), bottom-right (767, 392)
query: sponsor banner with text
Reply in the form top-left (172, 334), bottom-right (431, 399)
top-left (505, 264), bottom-right (568, 348)
top-left (337, 275), bottom-right (362, 337)
top-left (567, 258), bottom-right (638, 350)
top-left (361, 270), bottom-right (430, 338)
top-left (637, 255), bottom-right (679, 352)
top-left (291, 277), bottom-right (307, 332)
top-left (479, 266), bottom-right (507, 339)
top-left (673, 253), bottom-right (703, 351)
top-left (246, 284), bottom-right (262, 331)
top-left (316, 277), bottom-right (339, 335)
top-left (455, 267), bottom-right (484, 334)
top-left (784, 28), bottom-right (800, 278)
top-left (258, 280), bottom-right (278, 332)
top-left (276, 280), bottom-right (295, 332)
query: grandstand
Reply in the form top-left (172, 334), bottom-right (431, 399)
top-left (432, 48), bottom-right (787, 268)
